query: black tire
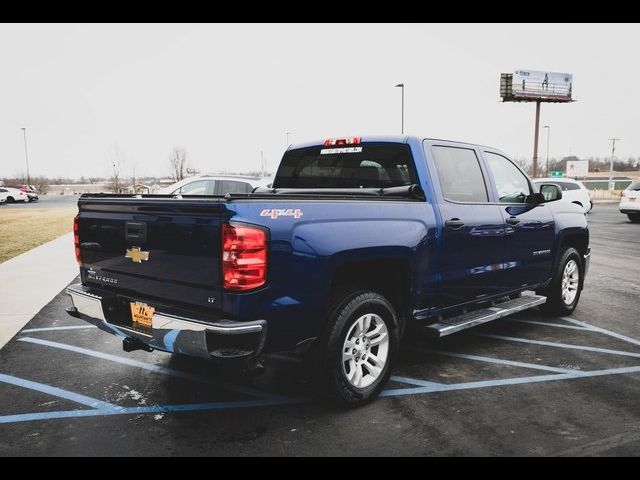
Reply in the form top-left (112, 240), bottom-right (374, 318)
top-left (313, 289), bottom-right (400, 407)
top-left (539, 247), bottom-right (583, 316)
top-left (6, 196), bottom-right (14, 203)
top-left (627, 213), bottom-right (640, 223)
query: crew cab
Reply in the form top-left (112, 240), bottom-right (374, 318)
top-left (67, 136), bottom-right (590, 406)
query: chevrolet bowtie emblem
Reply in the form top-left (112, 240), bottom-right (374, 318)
top-left (125, 246), bottom-right (149, 263)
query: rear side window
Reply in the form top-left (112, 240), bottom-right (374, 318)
top-left (627, 181), bottom-right (640, 191)
top-left (217, 180), bottom-right (253, 194)
top-left (178, 180), bottom-right (215, 195)
top-left (273, 143), bottom-right (417, 189)
top-left (431, 146), bottom-right (488, 203)
top-left (484, 152), bottom-right (531, 203)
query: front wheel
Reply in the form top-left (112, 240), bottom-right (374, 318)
top-left (539, 247), bottom-right (583, 316)
top-left (627, 213), bottom-right (640, 223)
top-left (314, 290), bottom-right (399, 407)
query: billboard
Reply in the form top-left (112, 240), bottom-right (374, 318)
top-left (566, 160), bottom-right (589, 178)
top-left (501, 70), bottom-right (573, 102)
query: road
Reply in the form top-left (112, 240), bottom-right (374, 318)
top-left (2, 194), bottom-right (79, 209)
top-left (0, 204), bottom-right (639, 456)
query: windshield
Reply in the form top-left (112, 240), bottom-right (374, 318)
top-left (273, 143), bottom-right (418, 189)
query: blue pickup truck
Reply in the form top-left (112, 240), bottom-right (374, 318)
top-left (67, 136), bottom-right (590, 406)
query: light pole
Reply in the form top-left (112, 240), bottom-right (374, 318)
top-left (608, 138), bottom-right (620, 191)
top-left (20, 127), bottom-right (31, 186)
top-left (395, 83), bottom-right (404, 134)
top-left (543, 125), bottom-right (550, 176)
top-left (286, 131), bottom-right (291, 146)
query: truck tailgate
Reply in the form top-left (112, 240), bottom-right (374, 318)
top-left (77, 197), bottom-right (231, 311)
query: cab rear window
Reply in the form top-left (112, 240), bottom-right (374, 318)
top-left (273, 143), bottom-right (418, 189)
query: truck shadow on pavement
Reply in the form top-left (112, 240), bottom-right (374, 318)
top-left (3, 286), bottom-right (640, 426)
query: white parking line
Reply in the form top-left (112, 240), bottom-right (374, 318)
top-left (382, 364), bottom-right (640, 397)
top-left (504, 319), bottom-right (592, 331)
top-left (472, 333), bottom-right (640, 358)
top-left (561, 317), bottom-right (640, 348)
top-left (21, 325), bottom-right (97, 333)
top-left (18, 337), bottom-right (290, 402)
top-left (0, 372), bottom-right (118, 411)
top-left (408, 346), bottom-right (577, 374)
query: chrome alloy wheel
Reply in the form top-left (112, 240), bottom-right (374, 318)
top-left (561, 259), bottom-right (580, 305)
top-left (342, 313), bottom-right (389, 389)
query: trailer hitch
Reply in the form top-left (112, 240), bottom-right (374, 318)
top-left (123, 337), bottom-right (153, 353)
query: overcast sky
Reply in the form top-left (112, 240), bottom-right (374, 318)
top-left (1, 23), bottom-right (638, 179)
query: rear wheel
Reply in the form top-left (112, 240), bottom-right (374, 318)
top-left (6, 196), bottom-right (14, 203)
top-left (627, 213), bottom-right (640, 223)
top-left (539, 247), bottom-right (583, 316)
top-left (313, 289), bottom-right (399, 407)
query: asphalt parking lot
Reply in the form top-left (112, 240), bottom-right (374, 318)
top-left (1, 194), bottom-right (79, 209)
top-left (1, 203), bottom-right (639, 456)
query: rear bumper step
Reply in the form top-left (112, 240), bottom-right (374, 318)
top-left (424, 292), bottom-right (547, 337)
top-left (65, 284), bottom-right (266, 360)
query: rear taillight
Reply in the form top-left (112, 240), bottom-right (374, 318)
top-left (222, 223), bottom-right (267, 291)
top-left (73, 215), bottom-right (83, 266)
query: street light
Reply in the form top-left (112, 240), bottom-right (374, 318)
top-left (20, 127), bottom-right (31, 186)
top-left (286, 131), bottom-right (291, 146)
top-left (395, 83), bottom-right (404, 134)
top-left (543, 125), bottom-right (550, 176)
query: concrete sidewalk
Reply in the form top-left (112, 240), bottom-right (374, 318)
top-left (0, 233), bottom-right (78, 349)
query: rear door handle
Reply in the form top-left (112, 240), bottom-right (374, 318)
top-left (445, 218), bottom-right (465, 229)
top-left (506, 216), bottom-right (520, 225)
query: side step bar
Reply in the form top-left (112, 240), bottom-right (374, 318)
top-left (424, 293), bottom-right (547, 337)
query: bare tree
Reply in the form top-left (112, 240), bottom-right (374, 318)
top-left (169, 146), bottom-right (189, 182)
top-left (107, 144), bottom-right (126, 193)
top-left (31, 176), bottom-right (50, 194)
top-left (514, 157), bottom-right (532, 176)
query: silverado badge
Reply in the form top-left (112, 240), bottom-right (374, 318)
top-left (125, 246), bottom-right (149, 263)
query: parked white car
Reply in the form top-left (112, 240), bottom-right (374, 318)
top-left (533, 178), bottom-right (592, 213)
top-left (158, 175), bottom-right (271, 196)
top-left (619, 181), bottom-right (640, 222)
top-left (0, 187), bottom-right (29, 203)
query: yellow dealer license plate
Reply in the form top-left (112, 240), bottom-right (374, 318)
top-left (130, 302), bottom-right (155, 328)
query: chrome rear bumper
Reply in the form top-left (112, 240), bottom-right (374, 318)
top-left (66, 284), bottom-right (266, 360)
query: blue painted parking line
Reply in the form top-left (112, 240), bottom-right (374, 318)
top-left (561, 317), bottom-right (640, 348)
top-left (3, 313), bottom-right (639, 425)
top-left (408, 347), bottom-right (577, 374)
top-left (18, 337), bottom-right (288, 402)
top-left (471, 333), bottom-right (640, 358)
top-left (0, 397), bottom-right (306, 425)
top-left (390, 376), bottom-right (445, 388)
top-left (21, 325), bottom-right (97, 333)
top-left (0, 373), bottom-right (118, 411)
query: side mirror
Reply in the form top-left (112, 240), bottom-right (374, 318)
top-left (538, 184), bottom-right (563, 202)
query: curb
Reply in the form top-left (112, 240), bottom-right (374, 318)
top-left (0, 233), bottom-right (78, 349)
